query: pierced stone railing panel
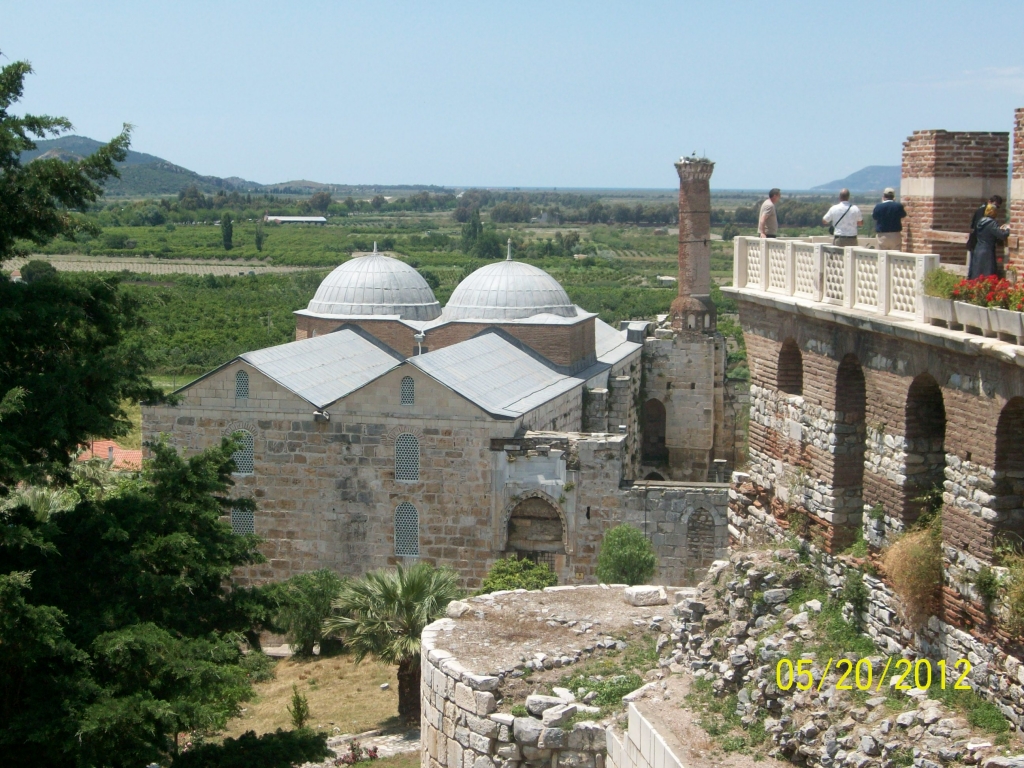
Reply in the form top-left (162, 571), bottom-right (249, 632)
top-left (733, 237), bottom-right (938, 323)
top-left (767, 240), bottom-right (788, 293)
top-left (793, 243), bottom-right (818, 300)
top-left (823, 246), bottom-right (846, 304)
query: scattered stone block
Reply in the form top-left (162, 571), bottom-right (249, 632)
top-left (447, 600), bottom-right (471, 618)
top-left (542, 704), bottom-right (577, 727)
top-left (623, 585), bottom-right (668, 606)
top-left (526, 694), bottom-right (565, 716)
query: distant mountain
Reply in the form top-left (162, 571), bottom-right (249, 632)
top-left (21, 135), bottom-right (263, 197)
top-left (812, 166), bottom-right (901, 193)
top-left (19, 135), bottom-right (457, 199)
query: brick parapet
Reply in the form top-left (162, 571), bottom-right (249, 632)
top-left (901, 129), bottom-right (1010, 264)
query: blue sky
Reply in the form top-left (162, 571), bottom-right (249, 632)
top-left (4, 1), bottom-right (1023, 190)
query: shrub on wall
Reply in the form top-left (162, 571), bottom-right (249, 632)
top-left (478, 557), bottom-right (558, 594)
top-left (596, 524), bottom-right (657, 585)
top-left (882, 515), bottom-right (942, 629)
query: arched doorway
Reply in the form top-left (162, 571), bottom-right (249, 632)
top-left (903, 373), bottom-right (946, 524)
top-left (777, 338), bottom-right (803, 395)
top-left (645, 471), bottom-right (665, 481)
top-left (834, 354), bottom-right (866, 531)
top-left (686, 508), bottom-right (717, 568)
top-left (642, 398), bottom-right (667, 462)
top-left (505, 496), bottom-right (565, 569)
top-left (995, 397), bottom-right (1024, 542)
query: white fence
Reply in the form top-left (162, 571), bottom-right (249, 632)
top-left (733, 237), bottom-right (940, 322)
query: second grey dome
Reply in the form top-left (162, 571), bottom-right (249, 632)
top-left (444, 260), bottom-right (577, 321)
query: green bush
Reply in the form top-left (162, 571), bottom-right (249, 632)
top-left (478, 556), bottom-right (557, 593)
top-left (596, 525), bottom-right (657, 585)
top-left (170, 729), bottom-right (329, 768)
top-left (923, 268), bottom-right (961, 299)
top-left (274, 569), bottom-right (346, 656)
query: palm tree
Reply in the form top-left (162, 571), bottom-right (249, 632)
top-left (323, 563), bottom-right (462, 721)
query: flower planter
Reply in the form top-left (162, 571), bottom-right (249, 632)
top-left (922, 295), bottom-right (958, 328)
top-left (991, 307), bottom-right (1024, 342)
top-left (954, 301), bottom-right (992, 335)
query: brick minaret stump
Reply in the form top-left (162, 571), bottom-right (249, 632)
top-left (1008, 108), bottom-right (1024, 273)
top-left (671, 156), bottom-right (716, 333)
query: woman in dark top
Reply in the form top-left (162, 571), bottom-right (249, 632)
top-left (968, 203), bottom-right (1011, 279)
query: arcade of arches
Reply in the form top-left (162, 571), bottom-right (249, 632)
top-left (739, 298), bottom-right (1024, 572)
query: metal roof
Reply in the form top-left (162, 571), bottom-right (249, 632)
top-left (239, 329), bottom-right (403, 408)
top-left (408, 331), bottom-right (585, 419)
top-left (306, 253), bottom-right (441, 321)
top-left (594, 319), bottom-right (642, 365)
top-left (443, 259), bottom-right (577, 321)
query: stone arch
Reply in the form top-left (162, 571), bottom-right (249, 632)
top-left (903, 373), bottom-right (946, 524)
top-left (642, 398), bottom-right (668, 462)
top-left (994, 397), bottom-right (1024, 541)
top-left (777, 338), bottom-right (803, 395)
top-left (833, 354), bottom-right (867, 536)
top-left (645, 471), bottom-right (665, 481)
top-left (499, 490), bottom-right (570, 559)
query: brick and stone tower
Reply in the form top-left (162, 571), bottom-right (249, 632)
top-left (671, 156), bottom-right (716, 333)
top-left (901, 129), bottom-right (1008, 264)
top-left (1007, 108), bottom-right (1024, 273)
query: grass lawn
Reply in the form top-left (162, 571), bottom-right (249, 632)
top-left (371, 752), bottom-right (421, 768)
top-left (220, 655), bottom-right (402, 740)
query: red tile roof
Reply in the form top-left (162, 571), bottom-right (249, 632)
top-left (77, 440), bottom-right (142, 471)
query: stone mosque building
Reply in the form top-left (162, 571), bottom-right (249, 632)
top-left (142, 158), bottom-right (733, 588)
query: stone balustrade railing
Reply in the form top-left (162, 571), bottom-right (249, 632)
top-left (733, 237), bottom-right (940, 322)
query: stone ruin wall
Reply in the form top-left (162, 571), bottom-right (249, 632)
top-left (728, 478), bottom-right (1024, 728)
top-left (419, 586), bottom-right (691, 768)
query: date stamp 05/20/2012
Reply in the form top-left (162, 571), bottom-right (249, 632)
top-left (775, 657), bottom-right (973, 693)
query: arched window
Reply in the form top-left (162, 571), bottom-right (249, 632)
top-left (394, 502), bottom-right (420, 556)
top-left (994, 397), bottom-right (1024, 540)
top-left (400, 376), bottom-right (415, 405)
top-left (230, 507), bottom-right (255, 535)
top-left (777, 338), bottom-right (803, 395)
top-left (235, 370), bottom-right (249, 399)
top-left (395, 433), bottom-right (419, 481)
top-left (232, 430), bottom-right (255, 475)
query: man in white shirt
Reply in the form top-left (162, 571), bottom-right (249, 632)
top-left (822, 188), bottom-right (862, 247)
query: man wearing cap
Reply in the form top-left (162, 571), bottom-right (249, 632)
top-left (872, 188), bottom-right (906, 251)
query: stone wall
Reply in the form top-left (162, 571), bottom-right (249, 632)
top-left (738, 295), bottom-right (1024, 553)
top-left (642, 329), bottom-right (727, 482)
top-left (728, 477), bottom-right (1024, 727)
top-left (421, 612), bottom-right (610, 768)
top-left (901, 130), bottom-right (1009, 264)
top-left (605, 705), bottom-right (684, 768)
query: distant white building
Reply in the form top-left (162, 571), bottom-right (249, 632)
top-left (263, 215), bottom-right (327, 225)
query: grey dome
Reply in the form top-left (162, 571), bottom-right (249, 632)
top-left (444, 260), bottom-right (577, 321)
top-left (306, 253), bottom-right (441, 321)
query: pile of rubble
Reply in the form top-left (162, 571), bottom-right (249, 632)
top-left (656, 549), bottom-right (1020, 768)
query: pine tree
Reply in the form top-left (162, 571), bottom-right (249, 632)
top-left (222, 212), bottom-right (233, 250)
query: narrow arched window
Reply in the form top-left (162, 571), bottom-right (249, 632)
top-left (232, 430), bottom-right (255, 475)
top-left (230, 507), bottom-right (255, 535)
top-left (395, 433), bottom-right (419, 481)
top-left (400, 376), bottom-right (415, 405)
top-left (394, 502), bottom-right (420, 556)
top-left (777, 338), bottom-right (803, 395)
top-left (235, 370), bottom-right (249, 399)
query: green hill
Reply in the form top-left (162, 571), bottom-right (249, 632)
top-left (21, 135), bottom-right (262, 197)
